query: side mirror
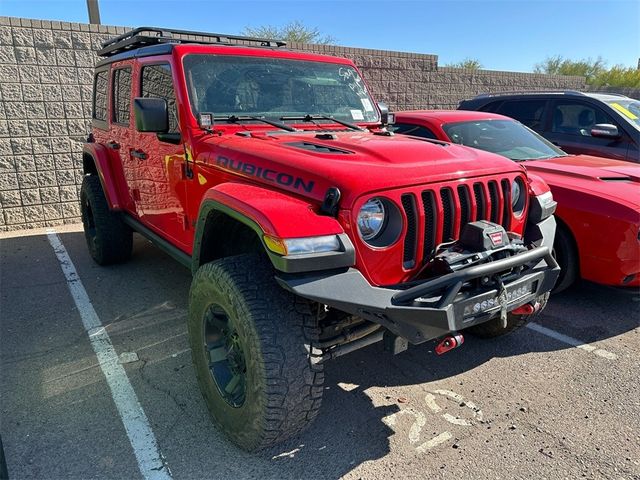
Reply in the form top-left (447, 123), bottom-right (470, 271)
top-left (590, 123), bottom-right (621, 139)
top-left (378, 102), bottom-right (390, 126)
top-left (133, 97), bottom-right (168, 133)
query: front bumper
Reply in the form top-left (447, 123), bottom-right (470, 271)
top-left (277, 244), bottom-right (560, 345)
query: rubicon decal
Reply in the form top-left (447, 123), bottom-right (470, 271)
top-left (216, 156), bottom-right (315, 193)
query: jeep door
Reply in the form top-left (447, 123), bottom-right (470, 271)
top-left (90, 67), bottom-right (134, 211)
top-left (109, 62), bottom-right (139, 213)
top-left (133, 60), bottom-right (190, 251)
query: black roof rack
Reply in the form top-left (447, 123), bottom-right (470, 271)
top-left (98, 26), bottom-right (286, 57)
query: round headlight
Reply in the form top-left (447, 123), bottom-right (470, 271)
top-left (358, 198), bottom-right (386, 241)
top-left (511, 179), bottom-right (521, 208)
top-left (511, 178), bottom-right (526, 215)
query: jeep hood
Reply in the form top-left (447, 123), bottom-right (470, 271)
top-left (198, 131), bottom-right (524, 206)
top-left (526, 155), bottom-right (640, 208)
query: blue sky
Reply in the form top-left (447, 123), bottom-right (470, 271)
top-left (2, 0), bottom-right (638, 72)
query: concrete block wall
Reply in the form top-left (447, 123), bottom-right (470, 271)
top-left (0, 17), bottom-right (134, 231)
top-left (0, 16), bottom-right (587, 231)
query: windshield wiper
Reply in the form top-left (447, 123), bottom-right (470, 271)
top-left (280, 114), bottom-right (366, 132)
top-left (214, 115), bottom-right (298, 132)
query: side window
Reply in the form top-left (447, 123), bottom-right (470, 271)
top-left (112, 67), bottom-right (132, 125)
top-left (551, 101), bottom-right (617, 136)
top-left (479, 101), bottom-right (502, 113)
top-left (141, 64), bottom-right (179, 133)
top-left (391, 123), bottom-right (438, 140)
top-left (496, 100), bottom-right (546, 131)
top-left (93, 70), bottom-right (108, 122)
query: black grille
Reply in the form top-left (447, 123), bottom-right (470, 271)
top-left (501, 179), bottom-right (511, 231)
top-left (473, 183), bottom-right (486, 220)
top-left (401, 194), bottom-right (417, 268)
top-left (400, 177), bottom-right (518, 268)
top-left (458, 185), bottom-right (471, 236)
top-left (440, 188), bottom-right (455, 241)
top-left (488, 181), bottom-right (500, 223)
top-left (422, 190), bottom-right (437, 258)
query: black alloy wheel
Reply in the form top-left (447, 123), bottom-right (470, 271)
top-left (203, 304), bottom-right (247, 408)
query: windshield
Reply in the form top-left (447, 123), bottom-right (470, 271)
top-left (443, 119), bottom-right (566, 161)
top-left (605, 99), bottom-right (640, 129)
top-left (183, 54), bottom-right (379, 124)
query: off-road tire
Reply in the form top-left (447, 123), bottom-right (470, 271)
top-left (552, 225), bottom-right (579, 293)
top-left (188, 254), bottom-right (324, 451)
top-left (467, 292), bottom-right (550, 338)
top-left (80, 175), bottom-right (132, 265)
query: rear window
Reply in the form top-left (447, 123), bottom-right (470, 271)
top-left (93, 70), bottom-right (108, 122)
top-left (496, 100), bottom-right (547, 131)
top-left (112, 67), bottom-right (132, 125)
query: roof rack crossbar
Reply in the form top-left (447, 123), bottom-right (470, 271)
top-left (98, 26), bottom-right (286, 57)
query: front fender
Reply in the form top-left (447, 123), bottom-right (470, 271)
top-left (526, 172), bottom-right (551, 196)
top-left (193, 183), bottom-right (354, 274)
top-left (83, 143), bottom-right (122, 210)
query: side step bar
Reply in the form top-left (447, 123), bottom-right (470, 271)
top-left (121, 214), bottom-right (192, 269)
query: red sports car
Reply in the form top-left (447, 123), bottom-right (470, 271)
top-left (393, 110), bottom-right (640, 291)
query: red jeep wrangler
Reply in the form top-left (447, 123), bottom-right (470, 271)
top-left (82, 27), bottom-right (559, 451)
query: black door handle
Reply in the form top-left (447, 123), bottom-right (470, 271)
top-left (107, 141), bottom-right (120, 150)
top-left (130, 149), bottom-right (148, 160)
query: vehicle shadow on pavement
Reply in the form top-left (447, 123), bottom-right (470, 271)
top-left (2, 231), bottom-right (638, 480)
top-left (261, 281), bottom-right (638, 478)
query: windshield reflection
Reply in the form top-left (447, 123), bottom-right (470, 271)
top-left (443, 119), bottom-right (566, 161)
top-left (183, 55), bottom-right (380, 124)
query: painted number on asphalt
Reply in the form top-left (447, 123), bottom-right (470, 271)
top-left (382, 389), bottom-right (483, 452)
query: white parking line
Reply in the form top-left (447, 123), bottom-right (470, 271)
top-left (526, 322), bottom-right (617, 360)
top-left (47, 231), bottom-right (172, 480)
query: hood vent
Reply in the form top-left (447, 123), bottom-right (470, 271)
top-left (599, 176), bottom-right (631, 182)
top-left (286, 141), bottom-right (352, 155)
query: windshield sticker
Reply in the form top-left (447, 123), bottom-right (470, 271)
top-left (361, 98), bottom-right (374, 112)
top-left (611, 102), bottom-right (639, 120)
top-left (351, 109), bottom-right (364, 121)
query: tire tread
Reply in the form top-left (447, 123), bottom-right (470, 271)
top-left (189, 254), bottom-right (324, 451)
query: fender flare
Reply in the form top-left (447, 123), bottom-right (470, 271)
top-left (83, 143), bottom-right (122, 210)
top-left (192, 183), bottom-right (353, 274)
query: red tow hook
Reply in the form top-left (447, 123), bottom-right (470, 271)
top-left (511, 302), bottom-right (540, 316)
top-left (435, 333), bottom-right (464, 355)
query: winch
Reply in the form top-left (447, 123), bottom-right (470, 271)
top-left (417, 221), bottom-right (528, 280)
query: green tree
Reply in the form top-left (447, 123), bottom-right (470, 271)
top-left (445, 58), bottom-right (483, 70)
top-left (591, 65), bottom-right (640, 88)
top-left (243, 20), bottom-right (335, 45)
top-left (534, 55), bottom-right (640, 87)
top-left (534, 55), bottom-right (607, 82)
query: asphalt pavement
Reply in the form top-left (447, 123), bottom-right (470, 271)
top-left (1, 225), bottom-right (639, 480)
